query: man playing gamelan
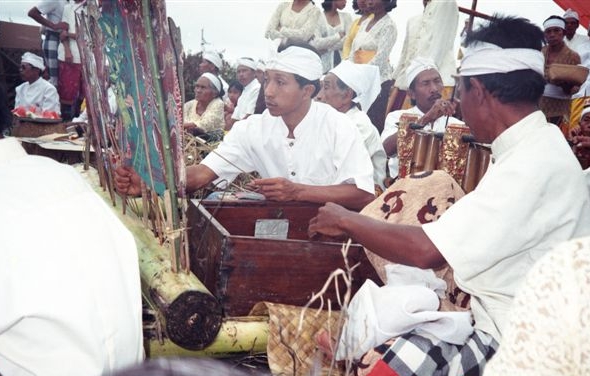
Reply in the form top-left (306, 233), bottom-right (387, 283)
top-left (116, 42), bottom-right (376, 211)
top-left (310, 16), bottom-right (590, 375)
top-left (319, 60), bottom-right (387, 191)
top-left (381, 57), bottom-right (461, 178)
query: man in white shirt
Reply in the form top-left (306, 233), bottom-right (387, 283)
top-left (227, 57), bottom-right (261, 129)
top-left (0, 118), bottom-right (144, 375)
top-left (116, 42), bottom-right (375, 210)
top-left (310, 16), bottom-right (590, 373)
top-left (382, 57), bottom-right (461, 178)
top-left (14, 52), bottom-right (61, 115)
top-left (319, 60), bottom-right (387, 190)
top-left (563, 8), bottom-right (590, 60)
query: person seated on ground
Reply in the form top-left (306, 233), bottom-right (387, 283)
top-left (226, 57), bottom-right (261, 130)
top-left (318, 60), bottom-right (387, 191)
top-left (381, 57), bottom-right (461, 179)
top-left (183, 72), bottom-right (225, 142)
top-left (309, 15), bottom-right (590, 375)
top-left (483, 235), bottom-right (590, 376)
top-left (115, 42), bottom-right (376, 210)
top-left (572, 106), bottom-right (590, 168)
top-left (199, 50), bottom-right (229, 96)
top-left (14, 52), bottom-right (61, 116)
top-left (0, 113), bottom-right (143, 375)
top-left (224, 80), bottom-right (243, 129)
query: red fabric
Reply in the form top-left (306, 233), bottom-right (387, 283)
top-left (58, 61), bottom-right (83, 104)
top-left (367, 360), bottom-right (400, 376)
top-left (553, 0), bottom-right (590, 29)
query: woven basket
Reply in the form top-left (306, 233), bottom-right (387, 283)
top-left (547, 64), bottom-right (589, 86)
top-left (11, 119), bottom-right (66, 138)
top-left (250, 302), bottom-right (345, 376)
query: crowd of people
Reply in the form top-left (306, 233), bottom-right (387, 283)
top-left (3, 1), bottom-right (590, 375)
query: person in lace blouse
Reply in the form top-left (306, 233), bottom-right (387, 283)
top-left (265, 0), bottom-right (322, 45)
top-left (348, 0), bottom-right (397, 133)
top-left (484, 236), bottom-right (590, 376)
top-left (311, 0), bottom-right (353, 73)
top-left (183, 73), bottom-right (225, 138)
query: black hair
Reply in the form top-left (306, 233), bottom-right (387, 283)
top-left (228, 80), bottom-right (244, 94)
top-left (462, 15), bottom-right (546, 104)
top-left (277, 41), bottom-right (322, 96)
top-left (321, 0), bottom-right (333, 11)
top-left (383, 0), bottom-right (397, 13)
top-left (352, 0), bottom-right (361, 14)
top-left (334, 76), bottom-right (357, 100)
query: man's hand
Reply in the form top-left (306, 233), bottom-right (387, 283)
top-left (54, 21), bottom-right (69, 31)
top-left (248, 177), bottom-right (302, 202)
top-left (114, 165), bottom-right (142, 196)
top-left (308, 202), bottom-right (351, 238)
top-left (419, 99), bottom-right (457, 126)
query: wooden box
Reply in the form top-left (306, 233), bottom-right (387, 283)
top-left (187, 199), bottom-right (381, 316)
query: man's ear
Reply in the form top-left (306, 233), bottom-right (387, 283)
top-left (469, 77), bottom-right (487, 105)
top-left (407, 88), bottom-right (416, 101)
top-left (302, 83), bottom-right (317, 98)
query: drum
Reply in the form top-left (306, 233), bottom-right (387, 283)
top-left (438, 123), bottom-right (471, 185)
top-left (409, 130), bottom-right (443, 174)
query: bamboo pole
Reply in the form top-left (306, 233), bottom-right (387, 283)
top-left (80, 166), bottom-right (223, 350)
top-left (145, 317), bottom-right (269, 358)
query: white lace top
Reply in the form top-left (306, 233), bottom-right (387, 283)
top-left (484, 236), bottom-right (590, 375)
top-left (265, 1), bottom-right (322, 44)
top-left (349, 14), bottom-right (397, 82)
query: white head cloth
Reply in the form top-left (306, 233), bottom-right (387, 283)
top-left (330, 61), bottom-right (381, 110)
top-left (582, 106), bottom-right (590, 118)
top-left (265, 39), bottom-right (322, 81)
top-left (237, 57), bottom-right (257, 70)
top-left (563, 8), bottom-right (579, 21)
top-left (202, 51), bottom-right (222, 69)
top-left (200, 72), bottom-right (222, 93)
top-left (543, 18), bottom-right (566, 30)
top-left (459, 41), bottom-right (544, 76)
top-left (22, 52), bottom-right (45, 71)
top-left (256, 60), bottom-right (266, 71)
top-left (406, 57), bottom-right (439, 88)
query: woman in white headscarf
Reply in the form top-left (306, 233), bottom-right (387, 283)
top-left (183, 73), bottom-right (225, 140)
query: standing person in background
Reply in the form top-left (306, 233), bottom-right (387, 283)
top-left (265, 0), bottom-right (322, 45)
top-left (388, 0), bottom-right (459, 112)
top-left (341, 0), bottom-right (372, 61)
top-left (348, 0), bottom-right (397, 134)
top-left (540, 16), bottom-right (581, 126)
top-left (563, 8), bottom-right (589, 61)
top-left (319, 60), bottom-right (387, 191)
top-left (57, 0), bottom-right (85, 121)
top-left (311, 0), bottom-right (353, 73)
top-left (28, 0), bottom-right (68, 87)
top-left (228, 57), bottom-right (260, 130)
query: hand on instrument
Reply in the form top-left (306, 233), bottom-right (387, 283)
top-left (420, 99), bottom-right (457, 125)
top-left (308, 202), bottom-right (351, 239)
top-left (248, 177), bottom-right (301, 202)
top-left (114, 165), bottom-right (142, 197)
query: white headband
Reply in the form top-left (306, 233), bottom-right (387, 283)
top-left (266, 39), bottom-right (322, 81)
top-left (200, 72), bottom-right (222, 93)
top-left (543, 18), bottom-right (565, 30)
top-left (237, 57), bottom-right (257, 70)
top-left (563, 8), bottom-right (579, 21)
top-left (329, 61), bottom-right (381, 111)
top-left (202, 51), bottom-right (222, 69)
top-left (582, 106), bottom-right (590, 118)
top-left (22, 52), bottom-right (45, 71)
top-left (406, 57), bottom-right (439, 87)
top-left (459, 41), bottom-right (544, 76)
